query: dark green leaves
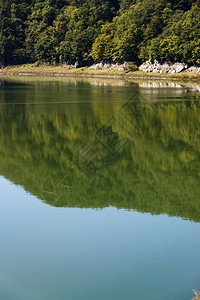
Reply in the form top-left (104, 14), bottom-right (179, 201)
top-left (0, 0), bottom-right (200, 65)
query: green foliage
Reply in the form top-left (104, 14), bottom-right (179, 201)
top-left (90, 22), bottom-right (114, 61)
top-left (0, 0), bottom-right (200, 65)
top-left (0, 0), bottom-right (30, 64)
top-left (140, 5), bottom-right (200, 64)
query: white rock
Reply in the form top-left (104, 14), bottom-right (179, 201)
top-left (139, 60), bottom-right (188, 73)
top-left (185, 66), bottom-right (200, 74)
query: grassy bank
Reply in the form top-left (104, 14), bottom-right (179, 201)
top-left (1, 64), bottom-right (200, 81)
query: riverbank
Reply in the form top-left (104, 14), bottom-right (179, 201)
top-left (1, 64), bottom-right (200, 81)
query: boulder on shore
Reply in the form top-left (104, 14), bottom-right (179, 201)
top-left (89, 61), bottom-right (128, 71)
top-left (139, 60), bottom-right (188, 73)
top-left (184, 66), bottom-right (200, 74)
top-left (63, 61), bottom-right (79, 69)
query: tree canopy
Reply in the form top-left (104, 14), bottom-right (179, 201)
top-left (0, 0), bottom-right (200, 65)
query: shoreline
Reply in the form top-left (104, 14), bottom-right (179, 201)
top-left (1, 64), bottom-right (200, 81)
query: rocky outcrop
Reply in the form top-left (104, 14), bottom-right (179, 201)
top-left (63, 61), bottom-right (80, 69)
top-left (184, 66), bottom-right (200, 74)
top-left (139, 60), bottom-right (188, 73)
top-left (62, 60), bottom-right (200, 74)
top-left (89, 61), bottom-right (128, 71)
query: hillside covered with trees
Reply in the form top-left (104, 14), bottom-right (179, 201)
top-left (0, 0), bottom-right (200, 66)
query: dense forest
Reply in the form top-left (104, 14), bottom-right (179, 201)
top-left (0, 0), bottom-right (200, 66)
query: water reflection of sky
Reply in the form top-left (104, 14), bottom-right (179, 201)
top-left (0, 175), bottom-right (200, 300)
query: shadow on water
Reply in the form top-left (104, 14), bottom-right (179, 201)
top-left (0, 77), bottom-right (200, 222)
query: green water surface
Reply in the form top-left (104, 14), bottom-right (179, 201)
top-left (0, 76), bottom-right (200, 300)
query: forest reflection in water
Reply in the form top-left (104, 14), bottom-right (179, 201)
top-left (0, 77), bottom-right (200, 222)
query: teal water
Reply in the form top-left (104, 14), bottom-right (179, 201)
top-left (0, 76), bottom-right (200, 300)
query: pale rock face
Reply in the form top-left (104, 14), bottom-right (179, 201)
top-left (89, 62), bottom-right (103, 70)
top-left (103, 63), bottom-right (111, 69)
top-left (139, 60), bottom-right (188, 73)
top-left (185, 66), bottom-right (200, 74)
top-left (89, 61), bottom-right (128, 71)
top-left (63, 61), bottom-right (79, 69)
top-left (64, 60), bottom-right (199, 74)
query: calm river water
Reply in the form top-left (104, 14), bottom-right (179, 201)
top-left (0, 76), bottom-right (200, 300)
